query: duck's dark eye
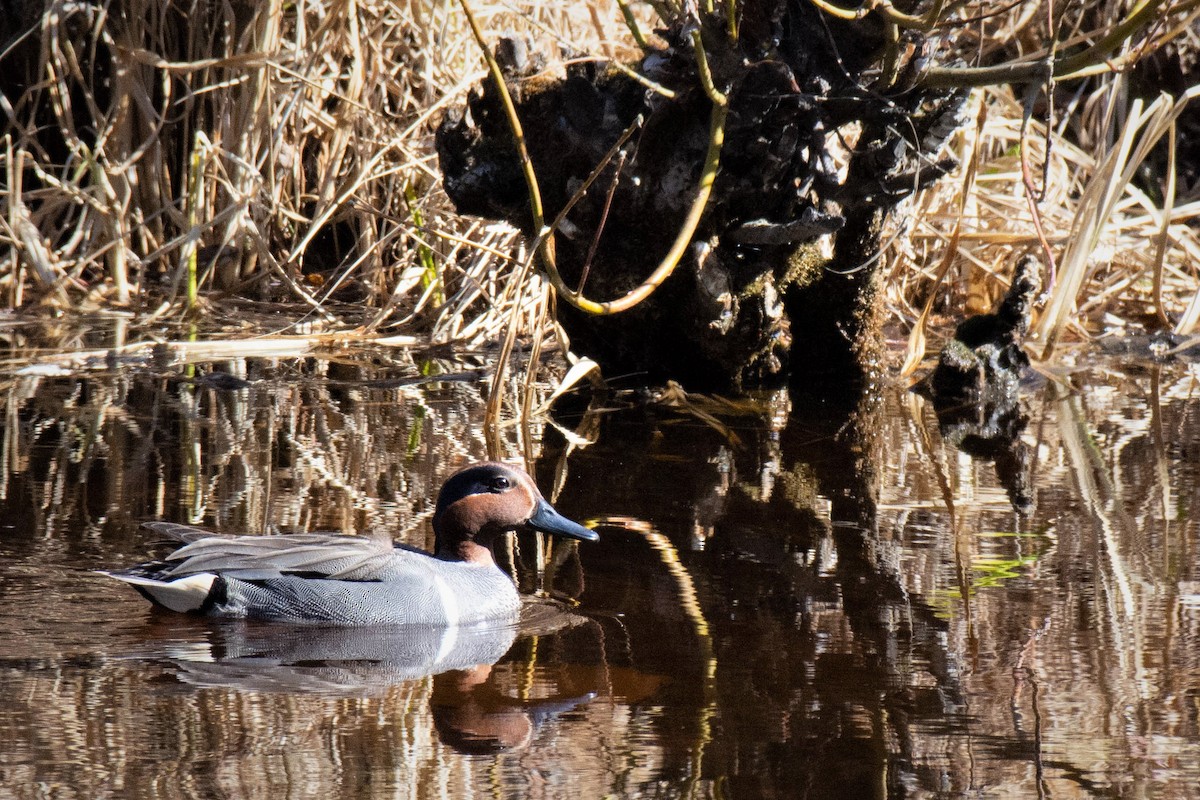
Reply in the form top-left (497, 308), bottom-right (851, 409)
top-left (488, 476), bottom-right (512, 492)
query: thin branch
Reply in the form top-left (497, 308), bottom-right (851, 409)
top-left (921, 0), bottom-right (1183, 88)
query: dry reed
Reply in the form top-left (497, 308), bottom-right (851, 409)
top-left (891, 1), bottom-right (1200, 364)
top-left (0, 0), bottom-right (1196, 370)
top-left (0, 0), bottom-right (635, 345)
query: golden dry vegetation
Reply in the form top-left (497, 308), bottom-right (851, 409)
top-left (0, 0), bottom-right (1197, 364)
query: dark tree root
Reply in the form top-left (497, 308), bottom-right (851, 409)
top-left (437, 2), bottom-right (967, 392)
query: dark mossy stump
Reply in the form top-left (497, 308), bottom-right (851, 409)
top-left (437, 2), bottom-right (965, 392)
top-left (916, 255), bottom-right (1042, 512)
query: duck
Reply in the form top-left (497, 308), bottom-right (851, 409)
top-left (102, 462), bottom-right (598, 626)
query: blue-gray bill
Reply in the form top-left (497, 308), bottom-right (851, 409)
top-left (527, 500), bottom-right (598, 541)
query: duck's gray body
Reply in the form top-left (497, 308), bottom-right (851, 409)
top-left (210, 566), bottom-right (519, 626)
top-left (108, 523), bottom-right (521, 625)
top-left (103, 463), bottom-right (598, 626)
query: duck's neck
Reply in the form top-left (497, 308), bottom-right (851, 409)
top-left (437, 538), bottom-right (497, 566)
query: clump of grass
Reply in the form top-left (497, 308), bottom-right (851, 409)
top-left (891, 1), bottom-right (1200, 364)
top-left (1, 0), bottom-right (1196, 368)
top-left (0, 0), bottom-right (628, 347)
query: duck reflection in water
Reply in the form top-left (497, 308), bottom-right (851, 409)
top-left (432, 663), bottom-right (596, 755)
top-left (158, 602), bottom-right (597, 754)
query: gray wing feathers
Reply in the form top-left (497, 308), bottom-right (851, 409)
top-left (149, 528), bottom-right (413, 582)
top-left (142, 521), bottom-right (228, 544)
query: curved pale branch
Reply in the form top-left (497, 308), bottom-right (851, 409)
top-left (808, 0), bottom-right (949, 30)
top-left (546, 100), bottom-right (728, 315)
top-left (460, 1), bottom-right (729, 316)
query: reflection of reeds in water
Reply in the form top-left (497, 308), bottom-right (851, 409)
top-left (2, 664), bottom-right (459, 800)
top-left (2, 358), bottom-right (516, 540)
top-left (891, 362), bottom-right (1200, 779)
top-left (3, 354), bottom-right (1200, 796)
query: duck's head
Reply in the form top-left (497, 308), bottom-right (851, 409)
top-left (432, 462), bottom-right (598, 562)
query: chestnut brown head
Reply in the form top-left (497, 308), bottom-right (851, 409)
top-left (432, 462), bottom-right (597, 559)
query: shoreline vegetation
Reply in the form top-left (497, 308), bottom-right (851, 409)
top-left (1, 1), bottom-right (1198, 379)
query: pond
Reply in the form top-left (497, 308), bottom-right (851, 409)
top-left (0, 333), bottom-right (1197, 799)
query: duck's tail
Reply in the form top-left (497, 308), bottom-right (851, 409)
top-left (98, 569), bottom-right (216, 613)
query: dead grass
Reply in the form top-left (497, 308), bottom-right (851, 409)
top-left (892, 81), bottom-right (1200, 366)
top-left (1, 0), bottom-right (1197, 368)
top-left (0, 0), bottom-right (634, 346)
top-left (890, 1), bottom-right (1200, 363)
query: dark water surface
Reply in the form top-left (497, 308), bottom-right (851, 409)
top-left (1, 343), bottom-right (1198, 799)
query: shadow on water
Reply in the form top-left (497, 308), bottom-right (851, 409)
top-left (1, 337), bottom-right (1199, 798)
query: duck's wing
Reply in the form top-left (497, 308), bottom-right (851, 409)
top-left (141, 522), bottom-right (410, 582)
top-left (143, 521), bottom-right (231, 545)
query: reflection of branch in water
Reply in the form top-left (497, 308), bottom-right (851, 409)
top-left (638, 382), bottom-right (791, 447)
top-left (905, 390), bottom-right (983, 658)
top-left (1147, 368), bottom-right (1173, 530)
top-left (591, 515), bottom-right (717, 793)
top-left (1057, 394), bottom-right (1136, 617)
top-left (1012, 617), bottom-right (1052, 800)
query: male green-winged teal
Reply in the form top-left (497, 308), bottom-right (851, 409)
top-left (103, 462), bottom-right (597, 625)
